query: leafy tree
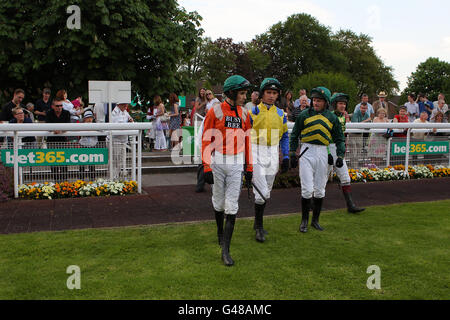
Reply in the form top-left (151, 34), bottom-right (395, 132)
top-left (332, 30), bottom-right (399, 97)
top-left (252, 14), bottom-right (346, 89)
top-left (200, 38), bottom-right (236, 86)
top-left (0, 0), bottom-right (202, 105)
top-left (293, 72), bottom-right (359, 113)
top-left (403, 57), bottom-right (450, 101)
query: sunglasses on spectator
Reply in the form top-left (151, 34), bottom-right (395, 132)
top-left (54, 104), bottom-right (63, 107)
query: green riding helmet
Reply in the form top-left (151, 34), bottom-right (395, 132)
top-left (331, 93), bottom-right (350, 109)
top-left (223, 75), bottom-right (252, 100)
top-left (310, 87), bottom-right (332, 107)
top-left (259, 78), bottom-right (282, 95)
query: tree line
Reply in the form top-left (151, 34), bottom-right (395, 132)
top-left (1, 1), bottom-right (448, 110)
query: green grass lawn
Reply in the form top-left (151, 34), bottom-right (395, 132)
top-left (0, 200), bottom-right (449, 300)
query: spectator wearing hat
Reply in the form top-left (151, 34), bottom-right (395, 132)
top-left (373, 91), bottom-right (398, 120)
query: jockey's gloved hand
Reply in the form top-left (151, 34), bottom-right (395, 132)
top-left (290, 152), bottom-right (298, 169)
top-left (336, 157), bottom-right (344, 168)
top-left (281, 158), bottom-right (290, 174)
top-left (245, 171), bottom-right (253, 189)
top-left (328, 154), bottom-right (334, 166)
top-left (205, 171), bottom-right (214, 185)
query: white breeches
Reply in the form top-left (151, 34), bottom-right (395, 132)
top-left (299, 143), bottom-right (329, 199)
top-left (211, 152), bottom-right (244, 215)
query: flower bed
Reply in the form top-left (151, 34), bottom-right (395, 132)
top-left (18, 179), bottom-right (138, 200)
top-left (348, 165), bottom-right (450, 183)
top-left (272, 165), bottom-right (450, 189)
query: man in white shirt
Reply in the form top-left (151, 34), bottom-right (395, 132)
top-left (404, 94), bottom-right (420, 122)
top-left (110, 102), bottom-right (133, 178)
top-left (94, 103), bottom-right (107, 123)
top-left (111, 102), bottom-right (133, 124)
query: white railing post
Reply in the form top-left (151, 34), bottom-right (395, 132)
top-left (13, 131), bottom-right (19, 198)
top-left (132, 134), bottom-right (136, 183)
top-left (109, 131), bottom-right (114, 181)
top-left (137, 130), bottom-right (142, 194)
top-left (18, 137), bottom-right (23, 186)
top-left (405, 129), bottom-right (411, 178)
top-left (193, 113), bottom-right (204, 165)
top-left (448, 137), bottom-right (450, 167)
top-left (194, 113), bottom-right (199, 164)
top-left (386, 137), bottom-right (392, 167)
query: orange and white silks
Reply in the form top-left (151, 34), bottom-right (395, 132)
top-left (201, 101), bottom-right (253, 173)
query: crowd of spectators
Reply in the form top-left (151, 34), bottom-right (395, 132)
top-left (1, 87), bottom-right (449, 171)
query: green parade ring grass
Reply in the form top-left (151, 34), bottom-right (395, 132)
top-left (0, 200), bottom-right (448, 300)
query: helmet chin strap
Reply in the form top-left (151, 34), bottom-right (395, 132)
top-left (225, 97), bottom-right (236, 109)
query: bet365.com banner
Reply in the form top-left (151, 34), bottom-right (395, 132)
top-left (1, 148), bottom-right (109, 167)
top-left (391, 141), bottom-right (449, 156)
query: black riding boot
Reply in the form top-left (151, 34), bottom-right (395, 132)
top-left (254, 203), bottom-right (266, 243)
top-left (222, 214), bottom-right (236, 267)
top-left (253, 205), bottom-right (268, 235)
top-left (342, 186), bottom-right (365, 214)
top-left (311, 197), bottom-right (324, 231)
top-left (215, 211), bottom-right (224, 246)
top-left (300, 197), bottom-right (311, 233)
top-left (195, 164), bottom-right (205, 193)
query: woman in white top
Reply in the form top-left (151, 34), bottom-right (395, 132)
top-left (205, 90), bottom-right (220, 112)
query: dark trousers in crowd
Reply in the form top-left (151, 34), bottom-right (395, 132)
top-left (196, 164), bottom-right (205, 192)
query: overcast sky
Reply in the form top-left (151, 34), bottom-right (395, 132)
top-left (179, 0), bottom-right (450, 92)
